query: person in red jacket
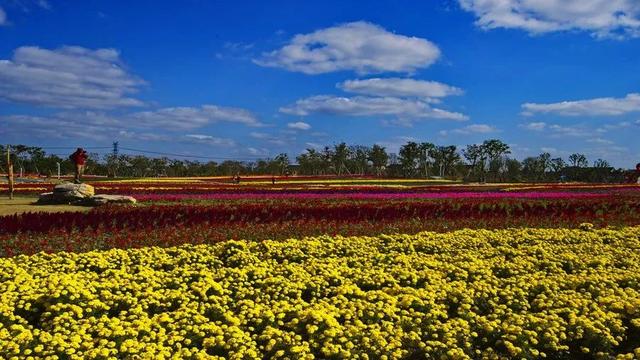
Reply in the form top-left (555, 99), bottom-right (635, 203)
top-left (69, 148), bottom-right (88, 183)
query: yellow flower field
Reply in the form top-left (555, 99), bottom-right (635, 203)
top-left (1, 227), bottom-right (640, 359)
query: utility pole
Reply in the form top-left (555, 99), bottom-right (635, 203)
top-left (56, 162), bottom-right (61, 180)
top-left (111, 141), bottom-right (119, 178)
top-left (424, 148), bottom-right (428, 179)
top-left (6, 145), bottom-right (14, 200)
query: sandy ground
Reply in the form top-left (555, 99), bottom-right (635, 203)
top-left (0, 196), bottom-right (90, 216)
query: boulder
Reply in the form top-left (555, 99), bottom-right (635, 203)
top-left (53, 183), bottom-right (95, 198)
top-left (37, 183), bottom-right (136, 206)
top-left (37, 183), bottom-right (95, 204)
top-left (77, 194), bottom-right (137, 206)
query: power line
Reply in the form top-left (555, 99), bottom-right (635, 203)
top-left (39, 146), bottom-right (112, 150)
top-left (13, 145), bottom-right (271, 161)
top-left (118, 147), bottom-right (267, 161)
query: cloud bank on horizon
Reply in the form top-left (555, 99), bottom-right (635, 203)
top-left (0, 1), bottom-right (638, 166)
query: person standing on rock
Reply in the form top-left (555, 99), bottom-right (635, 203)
top-left (69, 148), bottom-right (88, 184)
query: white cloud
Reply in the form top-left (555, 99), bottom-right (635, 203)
top-left (118, 131), bottom-right (170, 142)
top-left (520, 121), bottom-right (594, 138)
top-left (183, 134), bottom-right (235, 147)
top-left (0, 46), bottom-right (145, 109)
top-left (0, 7), bottom-right (7, 25)
top-left (1, 103), bottom-right (262, 142)
top-left (304, 142), bottom-right (324, 150)
top-left (249, 131), bottom-right (288, 146)
top-left (280, 95), bottom-right (467, 121)
top-left (287, 121), bottom-right (311, 130)
top-left (249, 132), bottom-right (269, 139)
top-left (129, 105), bottom-right (264, 129)
top-left (458, 0), bottom-right (640, 38)
top-left (447, 124), bottom-right (498, 135)
top-left (1, 113), bottom-right (120, 141)
top-left (522, 93), bottom-right (640, 116)
top-left (596, 120), bottom-right (634, 133)
top-left (520, 121), bottom-right (547, 131)
top-left (377, 136), bottom-right (416, 153)
top-left (246, 147), bottom-right (270, 156)
top-left (255, 21), bottom-right (441, 74)
top-left (339, 78), bottom-right (463, 99)
top-left (587, 137), bottom-right (614, 145)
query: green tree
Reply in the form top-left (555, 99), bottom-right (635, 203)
top-left (368, 144), bottom-right (388, 176)
top-left (568, 153), bottom-right (588, 168)
top-left (399, 141), bottom-right (421, 177)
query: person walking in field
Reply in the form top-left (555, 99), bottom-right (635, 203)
top-left (69, 148), bottom-right (88, 183)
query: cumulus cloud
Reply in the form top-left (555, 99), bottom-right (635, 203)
top-left (520, 121), bottom-right (547, 131)
top-left (128, 105), bottom-right (264, 129)
top-left (339, 78), bottom-right (463, 99)
top-left (458, 0), bottom-right (640, 38)
top-left (118, 131), bottom-right (170, 142)
top-left (0, 7), bottom-right (7, 25)
top-left (522, 93), bottom-right (640, 116)
top-left (287, 121), bottom-right (311, 130)
top-left (249, 131), bottom-right (288, 146)
top-left (255, 21), bottom-right (441, 74)
top-left (1, 113), bottom-right (121, 141)
top-left (1, 103), bottom-right (262, 142)
top-left (183, 134), bottom-right (235, 147)
top-left (587, 137), bottom-right (614, 145)
top-left (0, 46), bottom-right (145, 109)
top-left (596, 120), bottom-right (634, 133)
top-left (376, 136), bottom-right (417, 154)
top-left (280, 95), bottom-right (467, 121)
top-left (520, 121), bottom-right (596, 138)
top-left (443, 124), bottom-right (498, 135)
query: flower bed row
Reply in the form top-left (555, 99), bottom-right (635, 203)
top-left (2, 197), bottom-right (639, 236)
top-left (1, 227), bottom-right (639, 359)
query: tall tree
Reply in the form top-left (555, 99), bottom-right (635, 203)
top-left (332, 143), bottom-right (351, 176)
top-left (399, 141), bottom-right (421, 177)
top-left (593, 159), bottom-right (610, 168)
top-left (368, 144), bottom-right (388, 176)
top-left (463, 144), bottom-right (483, 181)
top-left (549, 157), bottom-right (566, 173)
top-left (568, 153), bottom-right (588, 168)
top-left (481, 139), bottom-right (511, 181)
top-left (348, 145), bottom-right (371, 175)
top-left (273, 153), bottom-right (290, 175)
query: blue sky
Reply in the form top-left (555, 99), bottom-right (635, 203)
top-left (1, 0), bottom-right (639, 167)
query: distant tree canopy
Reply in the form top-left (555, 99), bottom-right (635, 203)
top-left (1, 141), bottom-right (634, 183)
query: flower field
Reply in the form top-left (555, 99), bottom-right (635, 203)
top-left (2, 227), bottom-right (640, 359)
top-left (1, 178), bottom-right (640, 358)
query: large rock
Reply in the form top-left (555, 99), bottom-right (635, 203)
top-left (76, 194), bottom-right (137, 206)
top-left (53, 183), bottom-right (95, 198)
top-left (37, 183), bottom-right (95, 204)
top-left (37, 183), bottom-right (136, 207)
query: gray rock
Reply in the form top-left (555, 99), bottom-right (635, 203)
top-left (36, 192), bottom-right (58, 204)
top-left (53, 183), bottom-right (95, 198)
top-left (78, 194), bottom-right (137, 206)
top-left (37, 183), bottom-right (95, 204)
top-left (38, 183), bottom-right (136, 206)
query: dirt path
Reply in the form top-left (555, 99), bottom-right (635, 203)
top-left (0, 197), bottom-right (90, 216)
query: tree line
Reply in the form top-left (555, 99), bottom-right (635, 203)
top-left (1, 141), bottom-right (636, 183)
